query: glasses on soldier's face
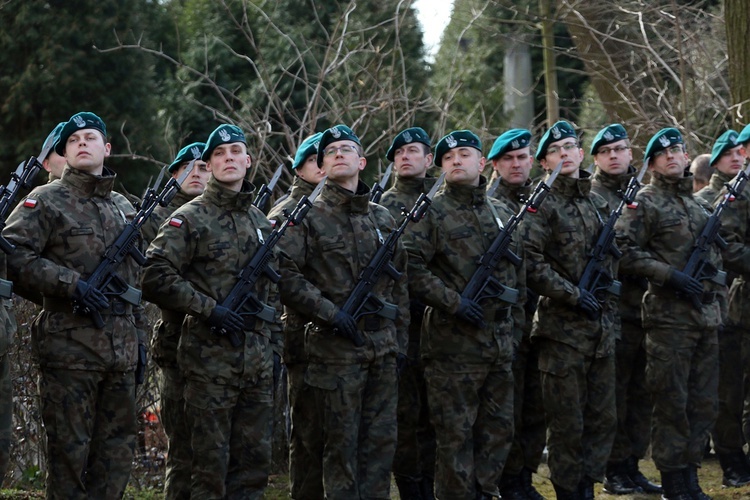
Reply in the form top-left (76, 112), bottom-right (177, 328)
top-left (323, 145), bottom-right (359, 157)
top-left (653, 145), bottom-right (684, 158)
top-left (546, 142), bottom-right (578, 155)
top-left (597, 145), bottom-right (630, 155)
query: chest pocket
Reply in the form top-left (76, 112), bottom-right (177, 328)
top-left (322, 240), bottom-right (345, 251)
top-left (659, 218), bottom-right (682, 228)
top-left (448, 228), bottom-right (472, 240)
top-left (70, 227), bottom-right (94, 237)
top-left (204, 241), bottom-right (232, 260)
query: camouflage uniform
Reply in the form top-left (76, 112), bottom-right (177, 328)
top-left (266, 175), bottom-right (322, 499)
top-left (404, 177), bottom-right (525, 499)
top-left (522, 171), bottom-right (617, 492)
top-left (695, 170), bottom-right (733, 206)
top-left (379, 174), bottom-right (438, 492)
top-left (615, 171), bottom-right (721, 473)
top-left (3, 165), bottom-right (145, 499)
top-left (277, 179), bottom-right (409, 500)
top-left (143, 176), bottom-right (279, 499)
top-left (0, 254), bottom-right (16, 478)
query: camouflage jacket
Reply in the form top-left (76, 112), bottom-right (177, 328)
top-left (522, 171), bottom-right (616, 357)
top-left (141, 188), bottom-right (196, 246)
top-left (403, 178), bottom-right (526, 363)
top-left (3, 166), bottom-right (145, 371)
top-left (695, 170), bottom-right (733, 205)
top-left (277, 179), bottom-right (409, 364)
top-left (0, 255), bottom-right (15, 358)
top-left (269, 175), bottom-right (315, 219)
top-left (142, 176), bottom-right (281, 386)
top-left (615, 171), bottom-right (723, 330)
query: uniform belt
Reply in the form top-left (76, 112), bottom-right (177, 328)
top-left (43, 297), bottom-right (133, 316)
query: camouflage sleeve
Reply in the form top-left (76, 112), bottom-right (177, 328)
top-left (511, 243), bottom-right (527, 345)
top-left (716, 197), bottom-right (750, 276)
top-left (383, 210), bottom-right (410, 355)
top-left (614, 195), bottom-right (671, 285)
top-left (142, 214), bottom-right (217, 319)
top-left (2, 193), bottom-right (81, 298)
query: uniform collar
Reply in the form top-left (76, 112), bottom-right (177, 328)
top-left (708, 170), bottom-right (736, 193)
top-left (202, 175), bottom-right (256, 209)
top-left (592, 165), bottom-right (636, 192)
top-left (650, 171), bottom-right (694, 195)
top-left (289, 176), bottom-right (316, 199)
top-left (320, 178), bottom-right (371, 214)
top-left (444, 176), bottom-right (489, 205)
top-left (495, 177), bottom-right (533, 203)
top-left (60, 165), bottom-right (116, 198)
top-left (551, 170), bottom-right (592, 197)
top-left (393, 175), bottom-right (430, 195)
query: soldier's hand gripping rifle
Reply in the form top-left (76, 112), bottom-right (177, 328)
top-left (73, 161), bottom-right (197, 328)
top-left (577, 161), bottom-right (649, 319)
top-left (213, 177), bottom-right (327, 347)
top-left (460, 161), bottom-right (562, 313)
top-left (336, 172), bottom-right (446, 346)
top-left (678, 160), bottom-right (750, 308)
top-left (369, 163), bottom-right (393, 203)
top-left (252, 164), bottom-right (283, 213)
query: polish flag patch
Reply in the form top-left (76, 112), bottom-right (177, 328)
top-left (269, 219), bottom-right (277, 228)
top-left (23, 199), bottom-right (37, 208)
top-left (168, 217), bottom-right (184, 228)
top-left (627, 202), bottom-right (639, 209)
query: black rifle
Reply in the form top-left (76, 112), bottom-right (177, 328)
top-left (678, 160), bottom-right (750, 308)
top-left (461, 161), bottom-right (562, 307)
top-left (214, 177), bottom-right (327, 347)
top-left (253, 164), bottom-right (284, 213)
top-left (577, 162), bottom-right (649, 317)
top-left (73, 161), bottom-right (196, 328)
top-left (338, 172), bottom-right (446, 346)
top-left (370, 163), bottom-right (393, 203)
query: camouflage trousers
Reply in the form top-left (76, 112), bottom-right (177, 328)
top-left (501, 334), bottom-right (545, 478)
top-left (537, 338), bottom-right (616, 491)
top-left (393, 340), bottom-right (435, 483)
top-left (0, 352), bottom-right (11, 478)
top-left (287, 362), bottom-right (324, 499)
top-left (741, 331), bottom-right (750, 444)
top-left (645, 326), bottom-right (718, 471)
top-left (425, 358), bottom-right (514, 499)
top-left (303, 354), bottom-right (398, 500)
top-left (184, 373), bottom-right (273, 500)
top-left (609, 320), bottom-right (652, 464)
top-left (712, 326), bottom-right (745, 455)
top-left (39, 367), bottom-right (136, 500)
top-left (157, 365), bottom-right (192, 500)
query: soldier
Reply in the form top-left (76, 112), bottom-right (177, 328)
top-left (486, 128), bottom-right (546, 500)
top-left (695, 130), bottom-right (742, 204)
top-left (142, 124), bottom-right (279, 498)
top-left (0, 251), bottom-right (13, 480)
top-left (143, 142), bottom-right (210, 500)
top-left (266, 132), bottom-right (325, 499)
top-left (522, 120), bottom-right (617, 499)
top-left (589, 124), bottom-right (662, 495)
top-left (2, 111), bottom-right (146, 498)
top-left (615, 128), bottom-right (722, 499)
top-left (379, 126), bottom-right (437, 499)
top-left (40, 122), bottom-right (67, 182)
top-left (690, 154), bottom-right (712, 193)
top-left (277, 124), bottom-right (409, 499)
top-left (404, 129), bottom-right (525, 499)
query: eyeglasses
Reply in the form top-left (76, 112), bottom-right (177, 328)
top-left (653, 145), bottom-right (684, 158)
top-left (323, 145), bottom-right (359, 157)
top-left (597, 145), bottom-right (630, 155)
top-left (546, 143), bottom-right (578, 155)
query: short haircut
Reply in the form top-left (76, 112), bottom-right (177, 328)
top-left (690, 153), bottom-right (712, 184)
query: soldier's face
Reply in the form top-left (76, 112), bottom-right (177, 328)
top-left (541, 139), bottom-right (582, 177)
top-left (491, 147), bottom-right (532, 186)
top-left (296, 155), bottom-right (326, 183)
top-left (650, 144), bottom-right (689, 178)
top-left (714, 145), bottom-right (744, 176)
top-left (43, 150), bottom-right (67, 179)
top-left (63, 129), bottom-right (110, 176)
top-left (594, 139), bottom-right (632, 176)
top-left (175, 160), bottom-right (210, 196)
top-left (441, 147), bottom-right (485, 186)
top-left (394, 143), bottom-right (432, 179)
top-left (207, 142), bottom-right (250, 191)
top-left (321, 140), bottom-right (365, 183)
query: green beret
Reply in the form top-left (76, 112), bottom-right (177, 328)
top-left (535, 120), bottom-right (577, 160)
top-left (644, 128), bottom-right (683, 162)
top-left (293, 132), bottom-right (322, 170)
top-left (317, 124), bottom-right (361, 166)
top-left (202, 124), bottom-right (247, 161)
top-left (488, 129), bottom-right (531, 160)
top-left (738, 123), bottom-right (750, 146)
top-left (709, 130), bottom-right (739, 167)
top-left (42, 122), bottom-right (66, 158)
top-left (54, 112), bottom-right (107, 155)
top-left (169, 142), bottom-right (206, 173)
top-left (590, 124), bottom-right (628, 155)
top-left (386, 127), bottom-right (431, 161)
top-left (434, 130), bottom-right (482, 167)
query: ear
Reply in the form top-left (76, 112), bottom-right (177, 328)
top-left (358, 156), bottom-right (367, 172)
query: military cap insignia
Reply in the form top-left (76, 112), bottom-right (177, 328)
top-left (403, 131), bottom-right (413, 143)
top-left (603, 131), bottom-right (614, 141)
top-left (73, 115), bottom-right (86, 128)
top-left (331, 127), bottom-right (342, 139)
top-left (731, 136), bottom-right (738, 145)
top-left (659, 135), bottom-right (671, 147)
top-left (552, 127), bottom-right (561, 139)
top-left (23, 198), bottom-right (37, 208)
top-left (219, 129), bottom-right (231, 142)
top-left (168, 217), bottom-right (184, 228)
top-left (190, 146), bottom-right (201, 159)
top-left (511, 139), bottom-right (519, 149)
top-left (313, 141), bottom-right (320, 150)
top-left (446, 135), bottom-right (458, 148)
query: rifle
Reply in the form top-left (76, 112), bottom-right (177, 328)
top-left (370, 163), bottom-right (393, 203)
top-left (137, 166), bottom-right (167, 209)
top-left (338, 172), bottom-right (446, 346)
top-left (214, 177), bottom-right (327, 347)
top-left (577, 162), bottom-right (649, 317)
top-left (461, 161), bottom-right (563, 307)
top-left (678, 160), bottom-right (750, 308)
top-left (486, 176), bottom-right (501, 198)
top-left (73, 161), bottom-right (196, 328)
top-left (253, 164), bottom-right (284, 213)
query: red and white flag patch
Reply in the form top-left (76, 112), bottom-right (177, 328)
top-left (23, 198), bottom-right (37, 208)
top-left (627, 201), bottom-right (639, 209)
top-left (168, 217), bottom-right (184, 228)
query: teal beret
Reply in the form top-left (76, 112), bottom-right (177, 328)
top-left (293, 132), bottom-right (322, 170)
top-left (644, 128), bottom-right (683, 162)
top-left (590, 124), bottom-right (628, 155)
top-left (434, 130), bottom-right (482, 167)
top-left (738, 123), bottom-right (750, 146)
top-left (169, 142), bottom-right (206, 173)
top-left (710, 130), bottom-right (739, 167)
top-left (386, 127), bottom-right (431, 161)
top-left (54, 112), bottom-right (107, 155)
top-left (488, 129), bottom-right (531, 160)
top-left (202, 124), bottom-right (247, 161)
top-left (42, 122), bottom-right (66, 158)
top-left (317, 124), bottom-right (361, 166)
top-left (535, 121), bottom-right (577, 160)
